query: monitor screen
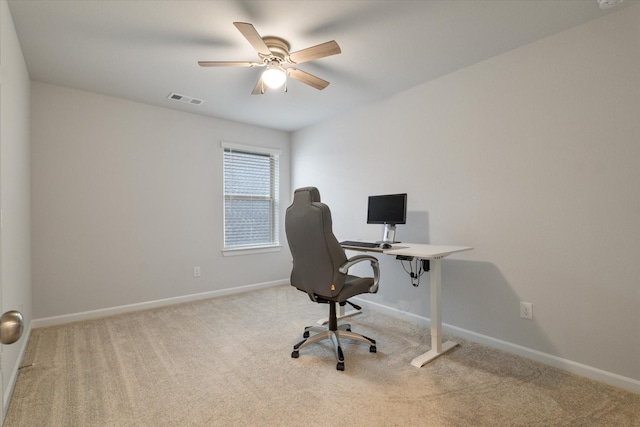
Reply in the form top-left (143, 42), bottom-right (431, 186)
top-left (367, 193), bottom-right (407, 225)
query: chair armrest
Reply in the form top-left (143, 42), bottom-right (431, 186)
top-left (339, 255), bottom-right (380, 293)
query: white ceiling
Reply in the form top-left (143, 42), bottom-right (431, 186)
top-left (7, 0), bottom-right (637, 132)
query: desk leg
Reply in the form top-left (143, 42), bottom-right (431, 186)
top-left (316, 304), bottom-right (361, 325)
top-left (411, 257), bottom-right (459, 367)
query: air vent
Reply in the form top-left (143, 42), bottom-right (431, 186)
top-left (598, 0), bottom-right (623, 8)
top-left (167, 92), bottom-right (205, 106)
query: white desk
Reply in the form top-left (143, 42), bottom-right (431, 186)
top-left (341, 242), bottom-right (473, 367)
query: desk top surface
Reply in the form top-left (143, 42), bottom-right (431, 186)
top-left (341, 242), bottom-right (473, 259)
top-left (384, 244), bottom-right (472, 259)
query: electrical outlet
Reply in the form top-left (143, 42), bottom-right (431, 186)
top-left (520, 302), bottom-right (533, 320)
top-left (193, 266), bottom-right (201, 278)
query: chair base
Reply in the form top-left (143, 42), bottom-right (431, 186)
top-left (291, 323), bottom-right (376, 371)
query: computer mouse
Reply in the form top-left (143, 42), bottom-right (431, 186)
top-left (380, 243), bottom-right (392, 249)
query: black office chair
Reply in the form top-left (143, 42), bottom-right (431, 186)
top-left (285, 187), bottom-right (380, 371)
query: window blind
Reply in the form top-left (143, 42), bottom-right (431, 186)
top-left (223, 145), bottom-right (279, 248)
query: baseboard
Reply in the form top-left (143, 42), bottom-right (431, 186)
top-left (3, 325), bottom-right (32, 421)
top-left (352, 296), bottom-right (640, 395)
top-left (32, 279), bottom-right (288, 328)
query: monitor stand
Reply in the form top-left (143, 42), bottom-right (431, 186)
top-left (379, 223), bottom-right (397, 243)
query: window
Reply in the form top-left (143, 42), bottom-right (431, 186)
top-left (222, 142), bottom-right (280, 251)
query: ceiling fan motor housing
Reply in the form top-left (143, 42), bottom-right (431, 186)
top-left (261, 37), bottom-right (290, 62)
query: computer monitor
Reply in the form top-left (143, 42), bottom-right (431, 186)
top-left (367, 193), bottom-right (407, 243)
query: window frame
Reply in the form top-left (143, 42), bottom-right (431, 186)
top-left (221, 141), bottom-right (282, 256)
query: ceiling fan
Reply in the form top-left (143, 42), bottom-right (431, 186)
top-left (198, 22), bottom-right (341, 94)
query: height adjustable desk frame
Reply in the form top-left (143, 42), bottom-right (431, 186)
top-left (339, 243), bottom-right (473, 367)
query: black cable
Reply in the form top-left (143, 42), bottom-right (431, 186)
top-left (401, 258), bottom-right (426, 287)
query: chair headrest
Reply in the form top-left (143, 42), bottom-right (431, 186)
top-left (293, 187), bottom-right (321, 205)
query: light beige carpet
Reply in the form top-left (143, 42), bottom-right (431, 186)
top-left (5, 285), bottom-right (639, 426)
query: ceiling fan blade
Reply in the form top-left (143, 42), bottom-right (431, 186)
top-left (251, 76), bottom-right (265, 95)
top-left (288, 40), bottom-right (341, 64)
top-left (287, 68), bottom-right (330, 90)
top-left (233, 22), bottom-right (272, 57)
top-left (198, 61), bottom-right (262, 67)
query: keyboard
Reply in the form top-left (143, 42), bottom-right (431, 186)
top-left (340, 240), bottom-right (380, 248)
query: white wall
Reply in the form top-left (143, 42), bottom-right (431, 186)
top-left (292, 6), bottom-right (639, 383)
top-left (0, 0), bottom-right (32, 414)
top-left (31, 82), bottom-right (291, 319)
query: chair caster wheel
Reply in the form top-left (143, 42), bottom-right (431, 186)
top-left (336, 362), bottom-right (345, 371)
top-left (370, 346), bottom-right (377, 353)
top-left (303, 331), bottom-right (309, 338)
top-left (291, 351), bottom-right (299, 358)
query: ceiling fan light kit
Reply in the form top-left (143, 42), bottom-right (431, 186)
top-left (262, 62), bottom-right (287, 89)
top-left (198, 22), bottom-right (341, 94)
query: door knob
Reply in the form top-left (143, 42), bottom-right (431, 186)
top-left (0, 311), bottom-right (24, 345)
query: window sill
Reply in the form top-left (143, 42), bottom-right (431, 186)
top-left (222, 245), bottom-right (283, 257)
